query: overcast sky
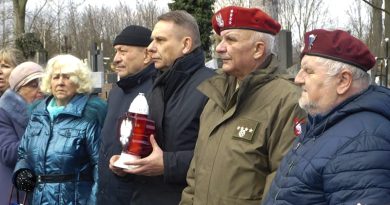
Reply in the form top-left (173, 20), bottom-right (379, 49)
top-left (326, 0), bottom-right (356, 28)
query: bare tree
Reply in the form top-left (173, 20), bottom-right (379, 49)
top-left (28, 1), bottom-right (59, 57)
top-left (31, 15), bottom-right (56, 54)
top-left (22, 0), bottom-right (166, 60)
top-left (277, 0), bottom-right (334, 61)
top-left (366, 0), bottom-right (383, 83)
top-left (135, 0), bottom-right (163, 29)
top-left (12, 0), bottom-right (27, 38)
top-left (280, 0), bottom-right (330, 47)
top-left (278, 0), bottom-right (296, 31)
top-left (386, 0), bottom-right (390, 86)
top-left (385, 0), bottom-right (390, 51)
top-left (369, 0), bottom-right (384, 56)
top-left (63, 0), bottom-right (82, 55)
top-left (346, 1), bottom-right (371, 40)
top-left (214, 0), bottom-right (330, 56)
top-left (26, 0), bottom-right (49, 32)
top-left (1, 0), bottom-right (13, 46)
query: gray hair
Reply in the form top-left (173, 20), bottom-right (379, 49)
top-left (250, 31), bottom-right (275, 56)
top-left (316, 57), bottom-right (370, 90)
top-left (158, 10), bottom-right (201, 48)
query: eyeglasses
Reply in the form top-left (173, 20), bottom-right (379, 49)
top-left (24, 80), bottom-right (40, 89)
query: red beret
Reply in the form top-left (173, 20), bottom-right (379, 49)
top-left (301, 29), bottom-right (376, 71)
top-left (212, 6), bottom-right (281, 36)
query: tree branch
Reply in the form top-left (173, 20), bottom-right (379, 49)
top-left (362, 0), bottom-right (390, 16)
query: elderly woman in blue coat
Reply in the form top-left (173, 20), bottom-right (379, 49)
top-left (13, 54), bottom-right (107, 205)
top-left (0, 62), bottom-right (44, 205)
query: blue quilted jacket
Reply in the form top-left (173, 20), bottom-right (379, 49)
top-left (14, 94), bottom-right (107, 205)
top-left (263, 85), bottom-right (390, 205)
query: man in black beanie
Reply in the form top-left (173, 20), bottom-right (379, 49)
top-left (97, 25), bottom-right (155, 205)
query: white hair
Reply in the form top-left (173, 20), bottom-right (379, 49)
top-left (250, 31), bottom-right (275, 56)
top-left (41, 54), bottom-right (93, 94)
top-left (316, 57), bottom-right (370, 90)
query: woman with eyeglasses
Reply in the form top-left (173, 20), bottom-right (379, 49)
top-left (13, 54), bottom-right (107, 205)
top-left (0, 61), bottom-right (44, 205)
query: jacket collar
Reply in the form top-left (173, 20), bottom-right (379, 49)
top-left (55, 94), bottom-right (89, 117)
top-left (117, 64), bottom-right (155, 93)
top-left (153, 47), bottom-right (205, 102)
top-left (0, 89), bottom-right (29, 126)
top-left (198, 54), bottom-right (288, 111)
top-left (35, 94), bottom-right (89, 118)
top-left (302, 85), bottom-right (390, 139)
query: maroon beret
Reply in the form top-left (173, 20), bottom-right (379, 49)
top-left (301, 29), bottom-right (376, 71)
top-left (212, 6), bottom-right (281, 36)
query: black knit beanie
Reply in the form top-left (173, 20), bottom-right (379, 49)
top-left (113, 25), bottom-right (152, 47)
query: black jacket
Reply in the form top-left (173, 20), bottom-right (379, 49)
top-left (130, 47), bottom-right (215, 205)
top-left (97, 64), bottom-right (155, 205)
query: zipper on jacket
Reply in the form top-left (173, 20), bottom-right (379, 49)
top-left (43, 120), bottom-right (55, 175)
top-left (274, 189), bottom-right (280, 200)
top-left (293, 142), bottom-right (301, 151)
top-left (287, 161), bottom-right (295, 176)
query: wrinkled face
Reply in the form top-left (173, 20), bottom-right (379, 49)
top-left (113, 45), bottom-right (147, 78)
top-left (0, 60), bottom-right (15, 93)
top-left (216, 29), bottom-right (257, 79)
top-left (50, 69), bottom-right (78, 106)
top-left (148, 21), bottom-right (185, 70)
top-left (295, 55), bottom-right (338, 116)
top-left (18, 79), bottom-right (44, 104)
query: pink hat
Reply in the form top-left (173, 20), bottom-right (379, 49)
top-left (9, 61), bottom-right (44, 91)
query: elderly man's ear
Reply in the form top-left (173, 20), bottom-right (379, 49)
top-left (253, 41), bottom-right (265, 59)
top-left (336, 69), bottom-right (353, 95)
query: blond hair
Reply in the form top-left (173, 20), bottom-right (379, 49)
top-left (41, 54), bottom-right (93, 94)
top-left (0, 47), bottom-right (25, 67)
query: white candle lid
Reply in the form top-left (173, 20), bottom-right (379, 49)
top-left (128, 93), bottom-right (149, 115)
